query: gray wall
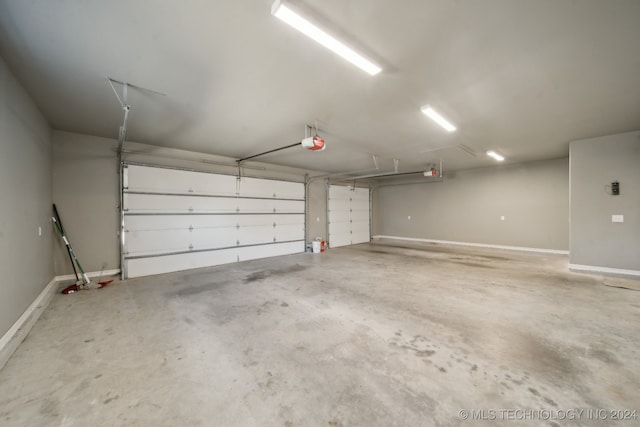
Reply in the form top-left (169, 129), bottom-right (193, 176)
top-left (52, 131), bottom-right (329, 275)
top-left (306, 179), bottom-right (327, 243)
top-left (52, 132), bottom-right (120, 274)
top-left (569, 131), bottom-right (640, 271)
top-left (0, 57), bottom-right (52, 337)
top-left (374, 157), bottom-right (569, 251)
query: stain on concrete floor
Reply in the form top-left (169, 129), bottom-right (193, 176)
top-left (243, 264), bottom-right (308, 283)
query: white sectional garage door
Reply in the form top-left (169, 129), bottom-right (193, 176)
top-left (121, 164), bottom-right (305, 278)
top-left (328, 185), bottom-right (370, 248)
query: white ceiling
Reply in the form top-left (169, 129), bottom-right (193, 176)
top-left (1, 0), bottom-right (639, 174)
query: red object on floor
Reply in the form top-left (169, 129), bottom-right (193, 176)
top-left (61, 284), bottom-right (78, 294)
top-left (97, 279), bottom-right (113, 288)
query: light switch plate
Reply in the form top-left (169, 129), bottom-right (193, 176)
top-left (612, 214), bottom-right (624, 223)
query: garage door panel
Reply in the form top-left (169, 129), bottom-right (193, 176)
top-left (329, 221), bottom-right (351, 236)
top-left (236, 198), bottom-right (304, 214)
top-left (236, 214), bottom-right (299, 226)
top-left (351, 232), bottom-right (370, 245)
top-left (125, 214), bottom-right (239, 231)
top-left (328, 185), bottom-right (370, 249)
top-left (127, 165), bottom-right (238, 196)
top-left (125, 227), bottom-right (238, 257)
top-left (328, 210), bottom-right (350, 222)
top-left (122, 164), bottom-right (305, 278)
top-left (126, 248), bottom-right (239, 278)
top-left (272, 215), bottom-right (304, 226)
top-left (275, 223), bottom-right (305, 241)
top-left (328, 212), bottom-right (350, 222)
top-left (351, 188), bottom-right (370, 203)
top-left (237, 215), bottom-right (273, 227)
top-left (126, 194), bottom-right (305, 214)
top-left (124, 193), bottom-right (238, 214)
top-left (329, 234), bottom-right (352, 248)
top-left (237, 220), bottom-right (304, 245)
top-left (351, 209), bottom-right (370, 222)
top-left (127, 240), bottom-right (305, 278)
top-left (328, 198), bottom-right (350, 212)
top-left (125, 195), bottom-right (304, 215)
top-left (352, 222), bottom-right (370, 235)
top-left (329, 185), bottom-right (352, 199)
top-left (352, 216), bottom-right (370, 244)
top-left (237, 241), bottom-right (304, 262)
top-left (125, 229), bottom-right (186, 256)
top-left (237, 177), bottom-right (304, 199)
top-left (238, 225), bottom-right (277, 245)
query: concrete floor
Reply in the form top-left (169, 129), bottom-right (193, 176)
top-left (1, 240), bottom-right (639, 426)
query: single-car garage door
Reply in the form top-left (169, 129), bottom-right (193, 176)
top-left (121, 164), bottom-right (305, 278)
top-left (327, 185), bottom-right (370, 248)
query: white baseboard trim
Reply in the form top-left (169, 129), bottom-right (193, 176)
top-left (0, 268), bottom-right (121, 372)
top-left (0, 277), bottom-right (59, 372)
top-left (55, 268), bottom-right (121, 282)
top-left (568, 264), bottom-right (640, 278)
top-left (372, 235), bottom-right (569, 255)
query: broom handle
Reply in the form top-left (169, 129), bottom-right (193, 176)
top-left (53, 204), bottom-right (80, 281)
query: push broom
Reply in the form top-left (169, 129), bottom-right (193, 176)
top-left (53, 205), bottom-right (80, 284)
top-left (52, 204), bottom-right (90, 293)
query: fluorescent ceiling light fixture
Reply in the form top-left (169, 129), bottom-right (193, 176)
top-left (486, 150), bottom-right (505, 161)
top-left (271, 0), bottom-right (382, 76)
top-left (420, 106), bottom-right (457, 132)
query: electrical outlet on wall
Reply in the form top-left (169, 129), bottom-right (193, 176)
top-left (38, 226), bottom-right (42, 236)
top-left (612, 214), bottom-right (624, 223)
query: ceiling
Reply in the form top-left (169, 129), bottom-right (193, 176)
top-left (1, 0), bottom-right (639, 174)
